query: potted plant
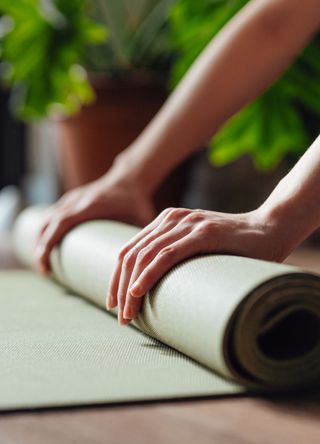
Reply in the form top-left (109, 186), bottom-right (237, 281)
top-left (0, 0), bottom-right (187, 210)
top-left (57, 0), bottom-right (177, 194)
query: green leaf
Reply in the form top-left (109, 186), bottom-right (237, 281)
top-left (0, 0), bottom-right (107, 120)
top-left (170, 0), bottom-right (320, 170)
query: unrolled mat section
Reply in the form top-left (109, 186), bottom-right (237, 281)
top-left (0, 206), bottom-right (319, 410)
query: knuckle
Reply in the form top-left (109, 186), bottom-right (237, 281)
top-left (159, 246), bottom-right (175, 261)
top-left (184, 212), bottom-right (203, 224)
top-left (118, 246), bottom-right (130, 261)
top-left (166, 207), bottom-right (190, 221)
top-left (195, 221), bottom-right (213, 238)
top-left (162, 207), bottom-right (175, 215)
top-left (161, 207), bottom-right (176, 219)
top-left (161, 219), bottom-right (176, 231)
top-left (122, 251), bottom-right (136, 267)
top-left (136, 247), bottom-right (152, 264)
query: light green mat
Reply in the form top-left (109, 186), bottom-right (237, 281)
top-left (0, 207), bottom-right (319, 410)
top-left (0, 271), bottom-right (239, 410)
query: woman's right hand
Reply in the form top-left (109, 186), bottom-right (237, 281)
top-left (34, 167), bottom-right (156, 275)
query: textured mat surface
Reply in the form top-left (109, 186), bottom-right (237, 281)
top-left (1, 207), bottom-right (319, 410)
top-left (0, 271), bottom-right (240, 410)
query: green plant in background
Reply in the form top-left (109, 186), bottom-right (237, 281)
top-left (0, 0), bottom-right (107, 119)
top-left (86, 0), bottom-right (175, 75)
top-left (170, 0), bottom-right (320, 169)
top-left (0, 0), bottom-right (174, 120)
top-left (1, 0), bottom-right (319, 173)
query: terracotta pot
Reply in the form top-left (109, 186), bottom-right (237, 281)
top-left (57, 74), bottom-right (190, 212)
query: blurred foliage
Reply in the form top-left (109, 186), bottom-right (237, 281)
top-left (0, 0), bottom-right (175, 120)
top-left (169, 0), bottom-right (320, 169)
top-left (1, 0), bottom-right (319, 172)
top-left (86, 0), bottom-right (175, 76)
top-left (0, 0), bottom-right (107, 120)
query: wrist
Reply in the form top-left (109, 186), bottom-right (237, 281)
top-left (112, 150), bottom-right (155, 197)
top-left (97, 148), bottom-right (155, 199)
top-left (107, 136), bottom-right (177, 198)
top-left (257, 191), bottom-right (310, 261)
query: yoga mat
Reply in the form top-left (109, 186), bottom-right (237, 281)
top-left (0, 207), bottom-right (319, 410)
top-left (0, 271), bottom-right (239, 410)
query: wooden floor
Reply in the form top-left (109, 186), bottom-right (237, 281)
top-left (0, 233), bottom-right (320, 444)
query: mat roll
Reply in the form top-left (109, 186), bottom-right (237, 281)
top-left (13, 207), bottom-right (320, 390)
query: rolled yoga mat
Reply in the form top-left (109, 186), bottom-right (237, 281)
top-left (0, 207), bottom-right (320, 410)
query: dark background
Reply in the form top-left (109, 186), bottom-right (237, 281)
top-left (0, 90), bottom-right (25, 191)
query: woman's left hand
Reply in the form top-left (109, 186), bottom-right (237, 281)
top-left (106, 206), bottom-right (289, 324)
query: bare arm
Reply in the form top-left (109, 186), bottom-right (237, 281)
top-left (261, 135), bottom-right (320, 253)
top-left (116, 0), bottom-right (320, 196)
top-left (36, 0), bottom-right (320, 273)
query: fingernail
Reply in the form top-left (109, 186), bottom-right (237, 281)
top-left (106, 293), bottom-right (116, 311)
top-left (129, 282), bottom-right (142, 297)
top-left (123, 305), bottom-right (133, 320)
top-left (107, 301), bottom-right (116, 311)
top-left (118, 309), bottom-right (122, 322)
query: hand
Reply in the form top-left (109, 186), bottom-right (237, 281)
top-left (35, 169), bottom-right (156, 274)
top-left (107, 206), bottom-right (289, 325)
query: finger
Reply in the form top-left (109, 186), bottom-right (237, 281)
top-left (114, 251), bottom-right (137, 325)
top-left (35, 214), bottom-right (78, 274)
top-left (119, 207), bottom-right (175, 251)
top-left (122, 292), bottom-right (143, 321)
top-left (106, 259), bottom-right (122, 310)
top-left (35, 203), bottom-right (66, 245)
top-left (106, 233), bottom-right (156, 311)
top-left (129, 233), bottom-right (201, 298)
top-left (122, 207), bottom-right (186, 249)
top-left (123, 226), bottom-right (190, 320)
top-left (108, 222), bottom-right (177, 322)
top-left (36, 213), bottom-right (55, 244)
top-left (106, 209), bottom-right (179, 310)
top-left (36, 221), bottom-right (49, 244)
top-left (107, 208), bottom-right (190, 315)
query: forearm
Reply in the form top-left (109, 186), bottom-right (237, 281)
top-left (261, 135), bottom-right (320, 254)
top-left (113, 0), bottom-right (320, 196)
